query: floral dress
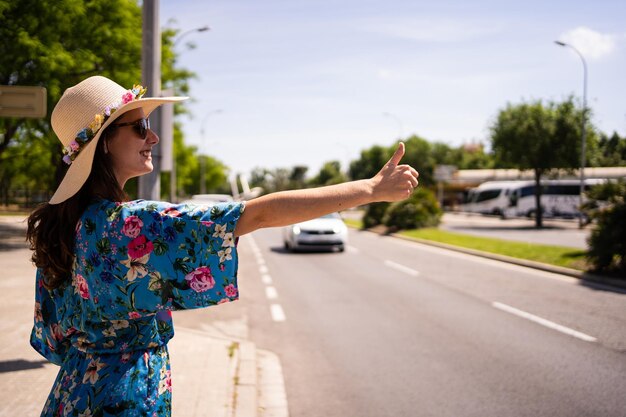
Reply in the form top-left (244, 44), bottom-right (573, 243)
top-left (30, 199), bottom-right (244, 417)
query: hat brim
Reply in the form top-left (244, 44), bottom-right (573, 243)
top-left (49, 96), bottom-right (187, 205)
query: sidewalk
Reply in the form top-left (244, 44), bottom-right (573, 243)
top-left (0, 216), bottom-right (287, 417)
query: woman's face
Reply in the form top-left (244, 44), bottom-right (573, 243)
top-left (105, 108), bottom-right (159, 188)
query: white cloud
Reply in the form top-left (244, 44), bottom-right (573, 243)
top-left (559, 27), bottom-right (616, 60)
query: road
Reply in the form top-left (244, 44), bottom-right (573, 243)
top-left (240, 227), bottom-right (626, 417)
top-left (440, 212), bottom-right (590, 249)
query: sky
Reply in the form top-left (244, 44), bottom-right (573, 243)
top-left (160, 0), bottom-right (626, 177)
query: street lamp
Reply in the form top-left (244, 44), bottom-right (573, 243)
top-left (167, 25), bottom-right (210, 202)
top-left (383, 112), bottom-right (404, 140)
top-left (199, 109), bottom-right (223, 194)
top-left (555, 40), bottom-right (588, 228)
top-left (174, 25), bottom-right (210, 47)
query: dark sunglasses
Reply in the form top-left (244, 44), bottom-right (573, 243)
top-left (110, 118), bottom-right (151, 140)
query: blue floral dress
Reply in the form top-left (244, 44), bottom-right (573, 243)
top-left (30, 199), bottom-right (244, 417)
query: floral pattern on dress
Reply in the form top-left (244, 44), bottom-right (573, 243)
top-left (30, 199), bottom-right (244, 416)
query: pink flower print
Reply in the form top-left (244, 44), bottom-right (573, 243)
top-left (219, 264), bottom-right (226, 272)
top-left (51, 323), bottom-right (64, 341)
top-left (201, 220), bottom-right (214, 227)
top-left (69, 140), bottom-right (80, 152)
top-left (224, 284), bottom-right (238, 298)
top-left (218, 298), bottom-right (231, 304)
top-left (121, 91), bottom-right (134, 104)
top-left (184, 266), bottom-right (216, 293)
top-left (161, 207), bottom-right (182, 217)
top-left (128, 311), bottom-right (142, 320)
top-left (73, 274), bottom-right (90, 299)
top-left (127, 235), bottom-right (153, 259)
top-left (122, 215), bottom-right (143, 238)
top-left (158, 369), bottom-right (172, 394)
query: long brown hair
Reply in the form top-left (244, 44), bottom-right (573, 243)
top-left (27, 128), bottom-right (127, 289)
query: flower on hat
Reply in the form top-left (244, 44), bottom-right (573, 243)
top-left (62, 84), bottom-right (147, 165)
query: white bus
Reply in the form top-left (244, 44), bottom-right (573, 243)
top-left (463, 179), bottom-right (605, 218)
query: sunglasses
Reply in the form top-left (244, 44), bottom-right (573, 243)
top-left (110, 118), bottom-right (151, 140)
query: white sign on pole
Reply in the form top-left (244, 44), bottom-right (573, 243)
top-left (0, 86), bottom-right (47, 118)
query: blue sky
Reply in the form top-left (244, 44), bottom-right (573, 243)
top-left (160, 0), bottom-right (626, 176)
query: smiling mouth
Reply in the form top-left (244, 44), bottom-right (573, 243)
top-left (140, 150), bottom-right (151, 158)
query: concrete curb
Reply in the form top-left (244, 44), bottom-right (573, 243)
top-left (348, 225), bottom-right (626, 292)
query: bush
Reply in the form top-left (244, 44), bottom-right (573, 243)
top-left (362, 202), bottom-right (390, 228)
top-left (383, 188), bottom-right (442, 231)
top-left (585, 180), bottom-right (626, 276)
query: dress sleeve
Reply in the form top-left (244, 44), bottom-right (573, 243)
top-left (30, 269), bottom-right (69, 366)
top-left (80, 200), bottom-right (245, 321)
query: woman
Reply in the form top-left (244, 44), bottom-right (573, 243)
top-left (27, 76), bottom-right (419, 416)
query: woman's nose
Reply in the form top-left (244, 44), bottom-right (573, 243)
top-left (147, 129), bottom-right (159, 144)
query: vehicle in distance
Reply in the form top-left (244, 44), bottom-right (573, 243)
top-left (282, 213), bottom-right (348, 252)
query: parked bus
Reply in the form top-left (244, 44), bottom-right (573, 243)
top-left (463, 179), bottom-right (605, 218)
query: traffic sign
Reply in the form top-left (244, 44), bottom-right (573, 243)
top-left (0, 85), bottom-right (47, 118)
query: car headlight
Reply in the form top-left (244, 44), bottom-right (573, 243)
top-left (292, 225), bottom-right (301, 235)
top-left (332, 226), bottom-right (345, 234)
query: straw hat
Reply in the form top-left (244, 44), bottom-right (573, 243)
top-left (49, 76), bottom-right (187, 204)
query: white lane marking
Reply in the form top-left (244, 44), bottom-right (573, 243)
top-left (259, 265), bottom-right (268, 274)
top-left (261, 274), bottom-right (273, 285)
top-left (265, 286), bottom-right (278, 300)
top-left (347, 245), bottom-right (359, 254)
top-left (384, 260), bottom-right (420, 277)
top-left (270, 304), bottom-right (286, 322)
top-left (256, 257), bottom-right (266, 265)
top-left (492, 302), bottom-right (597, 343)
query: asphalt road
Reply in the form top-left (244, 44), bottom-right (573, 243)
top-left (241, 227), bottom-right (626, 417)
top-left (440, 212), bottom-right (590, 249)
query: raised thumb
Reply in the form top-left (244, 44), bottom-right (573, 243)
top-left (387, 142), bottom-right (405, 167)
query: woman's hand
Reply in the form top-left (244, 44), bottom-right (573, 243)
top-left (370, 142), bottom-right (419, 202)
top-left (234, 142), bottom-right (419, 237)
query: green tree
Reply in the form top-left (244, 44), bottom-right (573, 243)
top-left (0, 0), bottom-right (197, 204)
top-left (595, 131), bottom-right (626, 167)
top-left (309, 161), bottom-right (346, 186)
top-left (490, 97), bottom-right (597, 227)
top-left (583, 180), bottom-right (626, 276)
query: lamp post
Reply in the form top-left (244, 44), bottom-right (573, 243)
top-left (555, 40), bottom-right (588, 228)
top-left (199, 109), bottom-right (223, 194)
top-left (383, 112), bottom-right (404, 140)
top-left (174, 26), bottom-right (210, 47)
top-left (167, 25), bottom-right (210, 202)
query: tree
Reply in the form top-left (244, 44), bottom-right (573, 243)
top-left (309, 161), bottom-right (346, 186)
top-left (595, 131), bottom-right (626, 167)
top-left (0, 0), bottom-right (198, 204)
top-left (583, 180), bottom-right (626, 276)
top-left (490, 97), bottom-right (597, 227)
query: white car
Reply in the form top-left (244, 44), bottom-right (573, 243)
top-left (282, 213), bottom-right (348, 252)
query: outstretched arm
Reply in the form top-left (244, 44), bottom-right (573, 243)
top-left (234, 143), bottom-right (419, 237)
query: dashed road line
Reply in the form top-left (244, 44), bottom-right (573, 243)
top-left (384, 260), bottom-right (420, 277)
top-left (270, 304), bottom-right (286, 322)
top-left (492, 302), bottom-right (597, 343)
top-left (261, 274), bottom-right (273, 285)
top-left (265, 286), bottom-right (279, 300)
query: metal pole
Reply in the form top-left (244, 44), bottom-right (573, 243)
top-left (555, 41), bottom-right (587, 228)
top-left (140, 0), bottom-right (161, 200)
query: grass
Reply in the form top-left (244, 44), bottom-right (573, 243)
top-left (344, 218), bottom-right (588, 271)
